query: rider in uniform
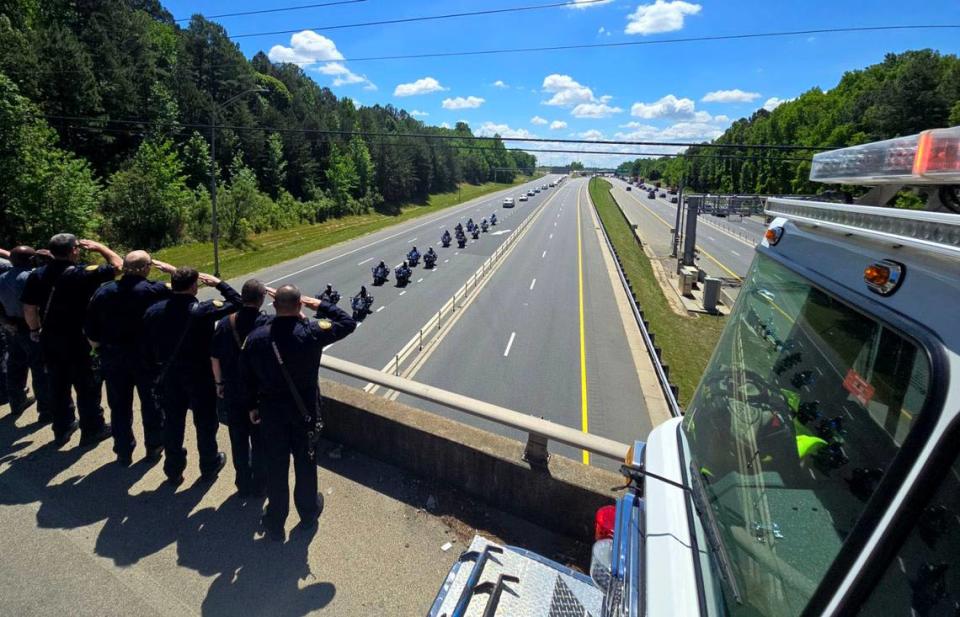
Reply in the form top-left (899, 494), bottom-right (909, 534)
top-left (240, 285), bottom-right (356, 541)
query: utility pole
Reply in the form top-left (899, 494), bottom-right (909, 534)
top-left (209, 86), bottom-right (266, 277)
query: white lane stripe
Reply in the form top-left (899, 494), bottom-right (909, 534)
top-left (549, 233), bottom-right (553, 239)
top-left (417, 278), bottom-right (424, 283)
top-left (399, 291), bottom-right (406, 296)
top-left (529, 278), bottom-right (536, 291)
top-left (444, 259), bottom-right (450, 263)
top-left (376, 306), bottom-right (385, 313)
top-left (503, 332), bottom-right (516, 357)
top-left (358, 257), bottom-right (373, 266)
top-left (542, 251), bottom-right (547, 258)
top-left (731, 250), bottom-right (741, 256)
top-left (408, 237), bottom-right (417, 243)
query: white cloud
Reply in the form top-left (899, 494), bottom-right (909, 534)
top-left (268, 30), bottom-right (344, 65)
top-left (315, 62), bottom-right (376, 90)
top-left (477, 122), bottom-right (535, 139)
top-left (542, 74), bottom-right (595, 107)
top-left (409, 110), bottom-right (429, 118)
top-left (567, 0), bottom-right (615, 8)
top-left (598, 26), bottom-right (611, 36)
top-left (572, 102), bottom-right (623, 118)
top-left (630, 94), bottom-right (696, 119)
top-left (579, 129), bottom-right (605, 140)
top-left (625, 1), bottom-right (702, 35)
top-left (702, 89), bottom-right (761, 103)
top-left (659, 122), bottom-right (724, 141)
top-left (492, 80), bottom-right (509, 88)
top-left (394, 77), bottom-right (447, 97)
top-left (550, 120), bottom-right (568, 130)
top-left (531, 116), bottom-right (549, 125)
top-left (713, 114), bottom-right (731, 124)
top-left (442, 96), bottom-right (486, 110)
top-left (439, 122), bottom-right (451, 129)
top-left (762, 97), bottom-right (792, 111)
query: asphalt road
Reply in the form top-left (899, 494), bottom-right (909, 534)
top-left (608, 179), bottom-right (757, 284)
top-left (394, 178), bottom-right (654, 468)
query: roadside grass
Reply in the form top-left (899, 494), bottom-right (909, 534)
top-left (156, 177), bottom-right (539, 280)
top-left (589, 177), bottom-right (725, 407)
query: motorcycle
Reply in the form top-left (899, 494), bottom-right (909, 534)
top-left (395, 265), bottom-right (412, 287)
top-left (424, 251), bottom-right (437, 269)
top-left (466, 218), bottom-right (475, 232)
top-left (471, 226), bottom-right (480, 239)
top-left (407, 248), bottom-right (421, 268)
top-left (490, 214), bottom-right (497, 226)
top-left (480, 219), bottom-right (489, 233)
top-left (351, 287), bottom-right (375, 321)
top-left (457, 232), bottom-right (467, 248)
top-left (441, 231), bottom-right (452, 248)
top-left (372, 265), bottom-right (389, 286)
top-left (317, 285), bottom-right (341, 306)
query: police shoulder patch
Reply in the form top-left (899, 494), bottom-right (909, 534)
top-left (85, 265), bottom-right (99, 272)
top-left (212, 300), bottom-right (224, 308)
top-left (165, 282), bottom-right (172, 289)
top-left (317, 319), bottom-right (333, 330)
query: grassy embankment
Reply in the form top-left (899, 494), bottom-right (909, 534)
top-left (589, 177), bottom-right (725, 406)
top-left (155, 177), bottom-right (539, 280)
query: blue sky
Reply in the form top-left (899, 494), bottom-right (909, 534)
top-left (163, 0), bottom-right (960, 166)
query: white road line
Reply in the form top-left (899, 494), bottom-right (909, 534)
top-left (357, 257), bottom-right (373, 266)
top-left (549, 233), bottom-right (553, 239)
top-left (444, 258), bottom-right (450, 263)
top-left (731, 250), bottom-right (741, 256)
top-left (707, 236), bottom-right (716, 242)
top-left (554, 222), bottom-right (557, 227)
top-left (529, 278), bottom-right (536, 291)
top-left (417, 278), bottom-right (424, 283)
top-left (542, 250), bottom-right (547, 258)
top-left (399, 291), bottom-right (406, 296)
top-left (408, 237), bottom-right (417, 243)
top-left (503, 332), bottom-right (516, 357)
top-left (376, 306), bottom-right (385, 313)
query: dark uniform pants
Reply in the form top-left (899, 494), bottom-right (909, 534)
top-left (159, 375), bottom-right (220, 479)
top-left (5, 328), bottom-right (50, 416)
top-left (226, 395), bottom-right (266, 494)
top-left (42, 340), bottom-right (105, 439)
top-left (101, 346), bottom-right (164, 458)
top-left (262, 417), bottom-right (319, 533)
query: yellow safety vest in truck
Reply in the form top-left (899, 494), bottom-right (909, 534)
top-left (428, 127), bottom-right (960, 616)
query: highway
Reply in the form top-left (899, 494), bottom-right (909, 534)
top-left (226, 176), bottom-right (661, 468)
top-left (393, 178), bottom-right (656, 468)
top-left (606, 179), bottom-right (759, 293)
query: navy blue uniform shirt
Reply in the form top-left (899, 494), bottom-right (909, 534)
top-left (210, 306), bottom-right (271, 391)
top-left (142, 282), bottom-right (242, 380)
top-left (21, 260), bottom-right (117, 345)
top-left (85, 274), bottom-right (172, 349)
top-left (239, 302), bottom-right (356, 423)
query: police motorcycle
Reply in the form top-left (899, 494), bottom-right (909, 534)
top-left (441, 230), bottom-right (452, 248)
top-left (316, 284), bottom-right (340, 305)
top-left (471, 225), bottom-right (480, 240)
top-left (454, 222), bottom-right (464, 234)
top-left (466, 218), bottom-right (475, 232)
top-left (423, 248), bottom-right (438, 269)
top-left (407, 246), bottom-right (421, 267)
top-left (490, 213), bottom-right (497, 226)
top-left (480, 218), bottom-right (489, 233)
top-left (456, 230), bottom-right (467, 248)
top-left (350, 286), bottom-right (374, 321)
top-left (371, 261), bottom-right (390, 286)
top-left (394, 263), bottom-right (412, 287)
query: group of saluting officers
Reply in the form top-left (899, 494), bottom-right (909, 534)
top-left (0, 233), bottom-right (356, 542)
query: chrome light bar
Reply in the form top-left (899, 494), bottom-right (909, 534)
top-left (766, 198), bottom-right (960, 258)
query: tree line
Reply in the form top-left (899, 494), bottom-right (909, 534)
top-left (618, 50), bottom-right (960, 196)
top-left (0, 0), bottom-right (536, 250)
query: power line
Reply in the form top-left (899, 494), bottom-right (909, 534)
top-left (230, 0), bottom-right (611, 38)
top-left (40, 114), bottom-right (826, 151)
top-left (174, 0), bottom-right (368, 23)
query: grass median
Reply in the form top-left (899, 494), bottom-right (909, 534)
top-left (156, 177), bottom-right (539, 280)
top-left (589, 177), bottom-right (725, 407)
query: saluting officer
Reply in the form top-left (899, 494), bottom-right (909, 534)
top-left (85, 251), bottom-right (177, 466)
top-left (0, 246), bottom-right (47, 420)
top-left (21, 234), bottom-right (122, 447)
top-left (210, 279), bottom-right (271, 498)
top-left (143, 267), bottom-right (240, 486)
top-left (240, 284), bottom-right (356, 542)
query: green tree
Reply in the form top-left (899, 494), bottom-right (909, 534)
top-left (348, 133), bottom-right (374, 197)
top-left (101, 138), bottom-right (195, 250)
top-left (326, 143), bottom-right (359, 207)
top-left (261, 132), bottom-right (287, 199)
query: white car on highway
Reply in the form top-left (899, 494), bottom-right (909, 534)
top-left (527, 190), bottom-right (535, 197)
top-left (503, 197), bottom-right (515, 208)
top-left (518, 194), bottom-right (528, 202)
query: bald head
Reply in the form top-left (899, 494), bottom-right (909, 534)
top-left (123, 250), bottom-right (152, 276)
top-left (10, 246), bottom-right (35, 268)
top-left (273, 284), bottom-right (302, 315)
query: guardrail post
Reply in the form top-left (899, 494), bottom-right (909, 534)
top-left (523, 432), bottom-right (550, 468)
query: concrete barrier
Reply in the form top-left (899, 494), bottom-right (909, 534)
top-left (320, 379), bottom-right (621, 539)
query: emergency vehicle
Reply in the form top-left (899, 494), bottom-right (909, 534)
top-left (428, 127), bottom-right (960, 616)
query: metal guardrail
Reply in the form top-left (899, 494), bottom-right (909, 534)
top-left (322, 355), bottom-right (631, 463)
top-left (594, 182), bottom-right (683, 418)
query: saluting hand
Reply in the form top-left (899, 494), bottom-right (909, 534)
top-left (198, 273), bottom-right (221, 287)
top-left (152, 259), bottom-right (176, 274)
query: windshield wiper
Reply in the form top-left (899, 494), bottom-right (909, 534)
top-left (688, 462), bottom-right (743, 605)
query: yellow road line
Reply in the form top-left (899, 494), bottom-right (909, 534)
top-left (577, 184), bottom-right (590, 466)
top-left (618, 188), bottom-right (742, 282)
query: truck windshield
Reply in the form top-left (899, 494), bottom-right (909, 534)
top-left (682, 253), bottom-right (931, 616)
